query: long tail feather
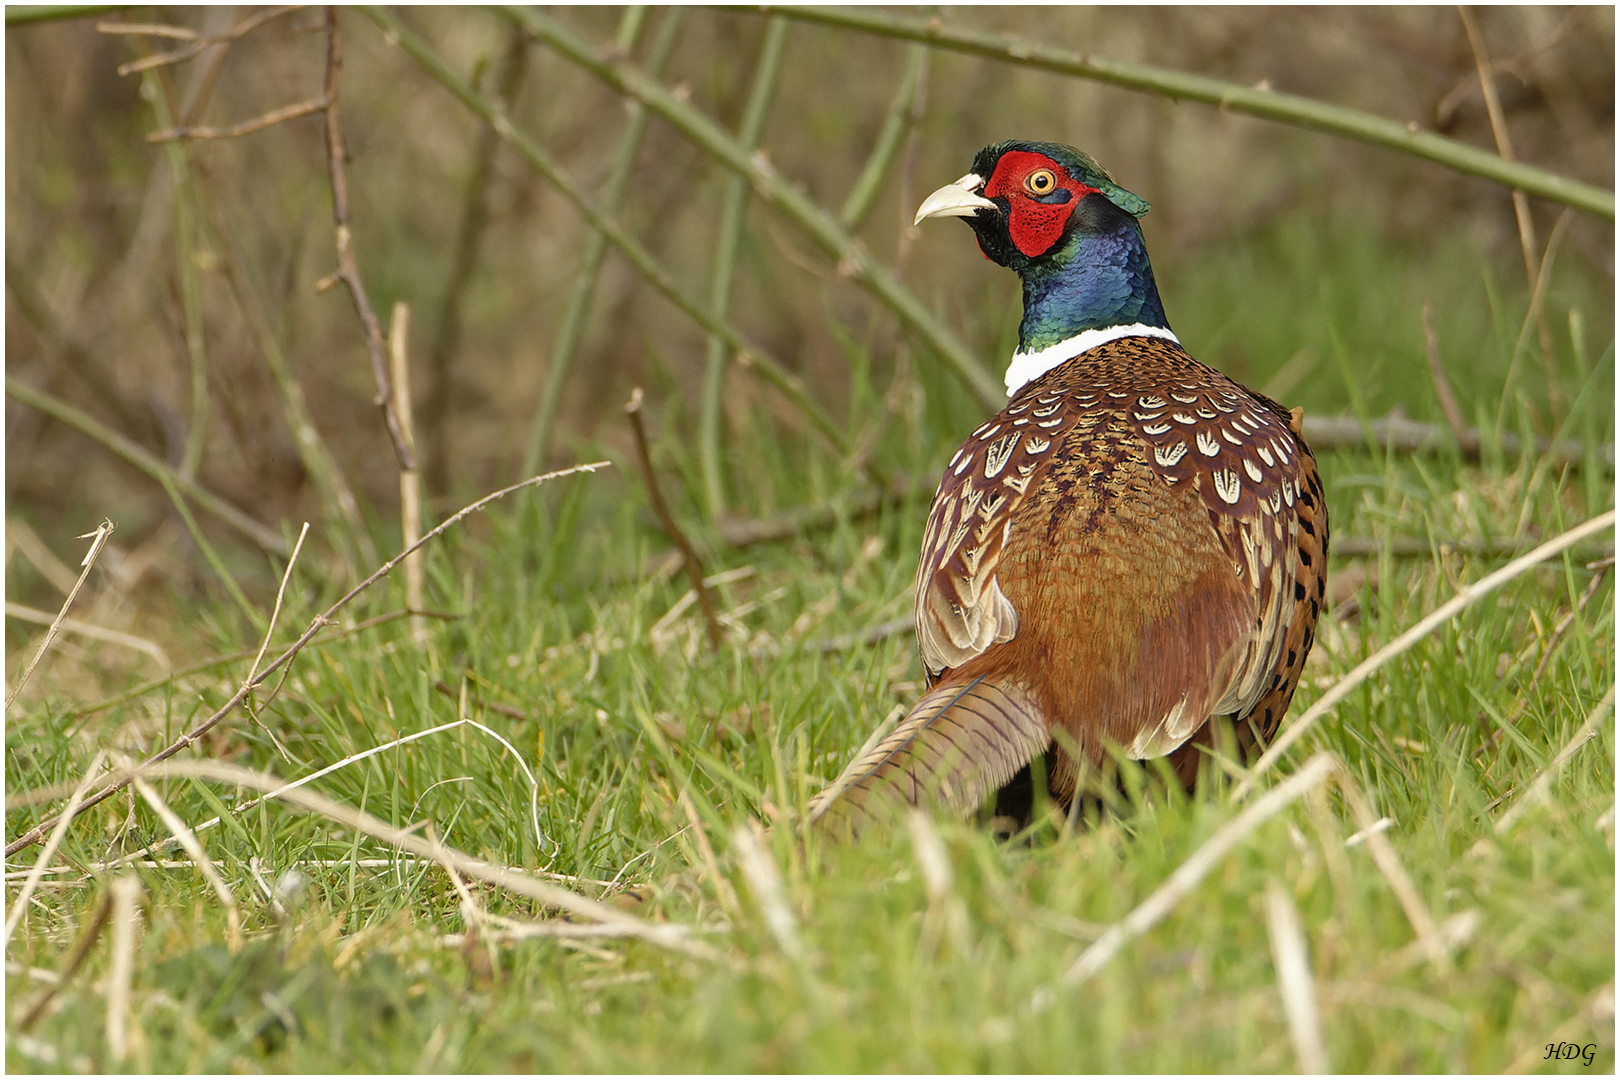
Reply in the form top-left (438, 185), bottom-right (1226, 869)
top-left (808, 676), bottom-right (1050, 835)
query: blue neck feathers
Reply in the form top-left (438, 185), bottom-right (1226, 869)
top-left (1018, 214), bottom-right (1170, 353)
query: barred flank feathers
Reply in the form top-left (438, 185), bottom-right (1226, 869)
top-left (809, 676), bottom-right (1050, 835)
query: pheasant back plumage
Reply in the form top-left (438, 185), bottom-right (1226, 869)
top-left (811, 336), bottom-right (1328, 828)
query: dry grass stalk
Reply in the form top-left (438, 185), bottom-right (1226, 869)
top-left (1044, 751), bottom-right (1443, 1001)
top-left (387, 302), bottom-right (427, 645)
top-left (1234, 509), bottom-right (1617, 800)
top-left (1331, 775), bottom-right (1444, 968)
top-left (4, 603), bottom-right (170, 672)
top-left (1265, 879), bottom-right (1329, 1073)
top-left (3, 750), bottom-right (109, 950)
top-left (104, 875), bottom-right (145, 1065)
top-left (129, 776), bottom-right (241, 948)
top-left (6, 520), bottom-right (114, 710)
top-left (1456, 5), bottom-right (1563, 419)
top-left (1496, 684), bottom-right (1616, 835)
top-left (1053, 753), bottom-right (1339, 994)
top-left (247, 521), bottom-right (310, 684)
top-left (129, 759), bottom-right (715, 959)
top-left (906, 810), bottom-right (967, 960)
top-left (625, 388), bottom-right (724, 649)
top-left (733, 820), bottom-right (801, 959)
top-left (679, 789), bottom-right (740, 919)
top-left (5, 462), bottom-right (608, 858)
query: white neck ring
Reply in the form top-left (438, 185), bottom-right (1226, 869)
top-left (1004, 324), bottom-right (1180, 398)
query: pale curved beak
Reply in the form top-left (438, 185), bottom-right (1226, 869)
top-left (913, 173), bottom-right (997, 226)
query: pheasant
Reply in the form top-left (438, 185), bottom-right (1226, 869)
top-left (809, 141), bottom-right (1329, 832)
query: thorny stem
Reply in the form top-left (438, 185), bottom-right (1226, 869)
top-left (322, 6), bottom-right (417, 471)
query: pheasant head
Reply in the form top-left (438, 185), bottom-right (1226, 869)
top-left (915, 141), bottom-right (1174, 395)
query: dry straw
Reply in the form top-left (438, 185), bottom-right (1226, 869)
top-left (6, 520), bottom-right (114, 710)
top-left (1266, 879), bottom-right (1329, 1074)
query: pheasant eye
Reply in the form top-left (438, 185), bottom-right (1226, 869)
top-left (1025, 169), bottom-right (1057, 195)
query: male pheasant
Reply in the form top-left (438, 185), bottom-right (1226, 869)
top-left (809, 141), bottom-right (1329, 832)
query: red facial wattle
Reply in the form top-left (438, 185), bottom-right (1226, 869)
top-left (982, 149), bottom-right (1097, 259)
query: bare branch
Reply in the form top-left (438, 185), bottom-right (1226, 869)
top-left (321, 6), bottom-right (417, 471)
top-left (146, 95), bottom-right (325, 143)
top-left (625, 389), bottom-right (724, 650)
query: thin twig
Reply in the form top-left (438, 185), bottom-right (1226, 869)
top-left (49, 609), bottom-right (453, 727)
top-left (146, 95), bottom-right (325, 142)
top-left (749, 5), bottom-right (1612, 220)
top-left (16, 889), bottom-right (113, 1031)
top-left (1232, 509), bottom-right (1616, 801)
top-left (1495, 685), bottom-right (1615, 835)
top-left (5, 462), bottom-right (608, 857)
top-left (322, 6), bottom-right (415, 470)
top-left (839, 42), bottom-right (927, 229)
top-left (1266, 879), bottom-right (1329, 1074)
top-left (1422, 300), bottom-right (1469, 448)
top-left (188, 158), bottom-right (372, 566)
top-left (7, 520), bottom-right (114, 709)
top-left (625, 389), bottom-right (723, 649)
top-left (104, 6), bottom-right (300, 75)
top-left (431, 678), bottom-right (525, 721)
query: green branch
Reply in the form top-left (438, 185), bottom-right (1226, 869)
top-left (362, 6), bottom-right (850, 454)
top-left (6, 376), bottom-right (290, 556)
top-left (757, 5), bottom-right (1614, 222)
top-left (503, 5), bottom-right (1007, 412)
top-left (701, 16), bottom-right (792, 521)
top-left (524, 8), bottom-right (683, 477)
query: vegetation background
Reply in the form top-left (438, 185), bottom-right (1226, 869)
top-left (4, 5), bottom-right (1614, 1072)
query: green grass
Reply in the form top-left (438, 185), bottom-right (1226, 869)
top-left (6, 209), bottom-right (1614, 1072)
